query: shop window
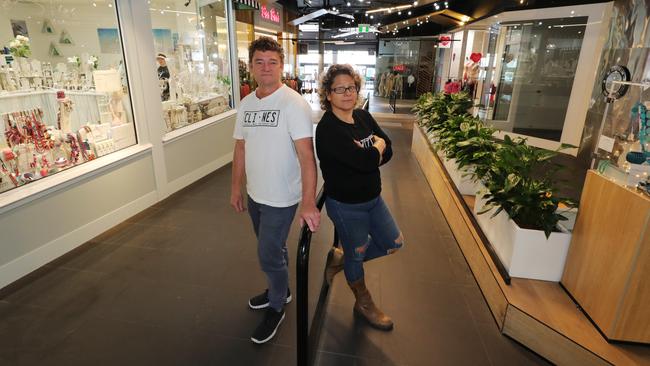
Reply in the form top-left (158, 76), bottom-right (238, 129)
top-left (0, 1), bottom-right (136, 195)
top-left (488, 17), bottom-right (588, 141)
top-left (149, 0), bottom-right (233, 133)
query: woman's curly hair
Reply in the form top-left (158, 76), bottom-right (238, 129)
top-left (318, 64), bottom-right (363, 111)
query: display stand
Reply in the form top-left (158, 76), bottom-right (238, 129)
top-left (562, 170), bottom-right (650, 344)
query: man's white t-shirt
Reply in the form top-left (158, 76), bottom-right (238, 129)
top-left (233, 84), bottom-right (313, 207)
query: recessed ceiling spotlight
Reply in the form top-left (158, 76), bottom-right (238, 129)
top-left (413, 1), bottom-right (418, 5)
top-left (370, 15), bottom-right (374, 18)
top-left (407, 26), bottom-right (410, 29)
top-left (347, 2), bottom-right (351, 6)
top-left (398, 11), bottom-right (402, 15)
top-left (408, 11), bottom-right (411, 15)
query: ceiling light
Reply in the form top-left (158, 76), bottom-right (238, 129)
top-left (408, 11), bottom-right (412, 15)
top-left (347, 2), bottom-right (351, 6)
top-left (398, 11), bottom-right (402, 15)
top-left (413, 1), bottom-right (418, 5)
top-left (370, 15), bottom-right (374, 18)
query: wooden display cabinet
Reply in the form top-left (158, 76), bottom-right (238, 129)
top-left (562, 170), bottom-right (650, 344)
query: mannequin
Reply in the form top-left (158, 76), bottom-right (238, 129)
top-left (377, 72), bottom-right (387, 97)
top-left (109, 90), bottom-right (127, 126)
top-left (407, 73), bottom-right (416, 98)
top-left (394, 73), bottom-right (404, 99)
top-left (463, 53), bottom-right (481, 98)
top-left (384, 72), bottom-right (396, 97)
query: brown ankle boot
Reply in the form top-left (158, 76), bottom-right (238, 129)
top-left (325, 247), bottom-right (344, 286)
top-left (348, 278), bottom-right (394, 331)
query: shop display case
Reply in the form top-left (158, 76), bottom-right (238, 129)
top-left (592, 78), bottom-right (650, 193)
top-left (0, 1), bottom-right (136, 195)
top-left (149, 0), bottom-right (234, 133)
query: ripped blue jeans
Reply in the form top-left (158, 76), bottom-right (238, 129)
top-left (325, 196), bottom-right (404, 283)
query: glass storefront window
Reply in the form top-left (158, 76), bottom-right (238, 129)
top-left (489, 17), bottom-right (587, 141)
top-left (0, 0), bottom-right (136, 195)
top-left (149, 0), bottom-right (233, 133)
top-left (376, 40), bottom-right (419, 98)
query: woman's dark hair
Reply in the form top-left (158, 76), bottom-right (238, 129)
top-left (318, 64), bottom-right (362, 111)
top-left (248, 36), bottom-right (284, 63)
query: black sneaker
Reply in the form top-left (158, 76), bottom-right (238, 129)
top-left (248, 288), bottom-right (292, 310)
top-left (251, 308), bottom-right (285, 344)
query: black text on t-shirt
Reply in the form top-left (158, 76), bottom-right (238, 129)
top-left (243, 110), bottom-right (280, 127)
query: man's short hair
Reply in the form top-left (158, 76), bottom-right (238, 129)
top-left (156, 53), bottom-right (166, 59)
top-left (248, 36), bottom-right (284, 63)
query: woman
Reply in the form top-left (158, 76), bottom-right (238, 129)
top-left (315, 64), bottom-right (404, 331)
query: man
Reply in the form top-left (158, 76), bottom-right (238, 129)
top-left (156, 53), bottom-right (170, 101)
top-left (231, 37), bottom-right (320, 344)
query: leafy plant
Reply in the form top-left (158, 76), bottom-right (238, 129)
top-left (478, 135), bottom-right (576, 238)
top-left (8, 35), bottom-right (30, 58)
top-left (412, 91), bottom-right (579, 238)
top-left (452, 120), bottom-right (497, 182)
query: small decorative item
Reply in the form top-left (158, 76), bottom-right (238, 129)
top-left (602, 65), bottom-right (631, 100)
top-left (67, 55), bottom-right (80, 67)
top-left (59, 29), bottom-right (73, 44)
top-left (42, 19), bottom-right (55, 34)
top-left (10, 19), bottom-right (29, 38)
top-left (88, 55), bottom-right (98, 70)
top-left (49, 42), bottom-right (61, 57)
top-left (8, 35), bottom-right (31, 58)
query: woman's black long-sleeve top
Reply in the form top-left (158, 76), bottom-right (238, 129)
top-left (315, 109), bottom-right (393, 204)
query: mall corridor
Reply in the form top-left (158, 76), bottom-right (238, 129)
top-left (0, 126), bottom-right (547, 366)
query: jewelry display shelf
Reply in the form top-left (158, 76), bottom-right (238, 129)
top-left (411, 126), bottom-right (650, 365)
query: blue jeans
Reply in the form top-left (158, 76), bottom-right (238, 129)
top-left (248, 196), bottom-right (298, 311)
top-left (325, 196), bottom-right (404, 282)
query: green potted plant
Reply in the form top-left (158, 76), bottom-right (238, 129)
top-left (474, 135), bottom-right (578, 281)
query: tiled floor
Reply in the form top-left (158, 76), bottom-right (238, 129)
top-left (0, 127), bottom-right (549, 366)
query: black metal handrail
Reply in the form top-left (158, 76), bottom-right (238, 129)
top-left (362, 92), bottom-right (370, 111)
top-left (296, 187), bottom-right (338, 366)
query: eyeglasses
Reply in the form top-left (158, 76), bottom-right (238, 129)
top-left (330, 86), bottom-right (359, 94)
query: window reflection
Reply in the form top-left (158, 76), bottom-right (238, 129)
top-left (149, 0), bottom-right (233, 133)
top-left (488, 17), bottom-right (587, 141)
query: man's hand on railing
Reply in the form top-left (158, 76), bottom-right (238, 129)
top-left (300, 202), bottom-right (321, 232)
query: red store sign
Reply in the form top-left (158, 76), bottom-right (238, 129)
top-left (260, 5), bottom-right (280, 24)
top-left (393, 64), bottom-right (406, 72)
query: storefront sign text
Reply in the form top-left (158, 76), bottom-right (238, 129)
top-left (260, 5), bottom-right (280, 24)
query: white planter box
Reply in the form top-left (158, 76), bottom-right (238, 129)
top-left (441, 158), bottom-right (482, 196)
top-left (473, 194), bottom-right (572, 282)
